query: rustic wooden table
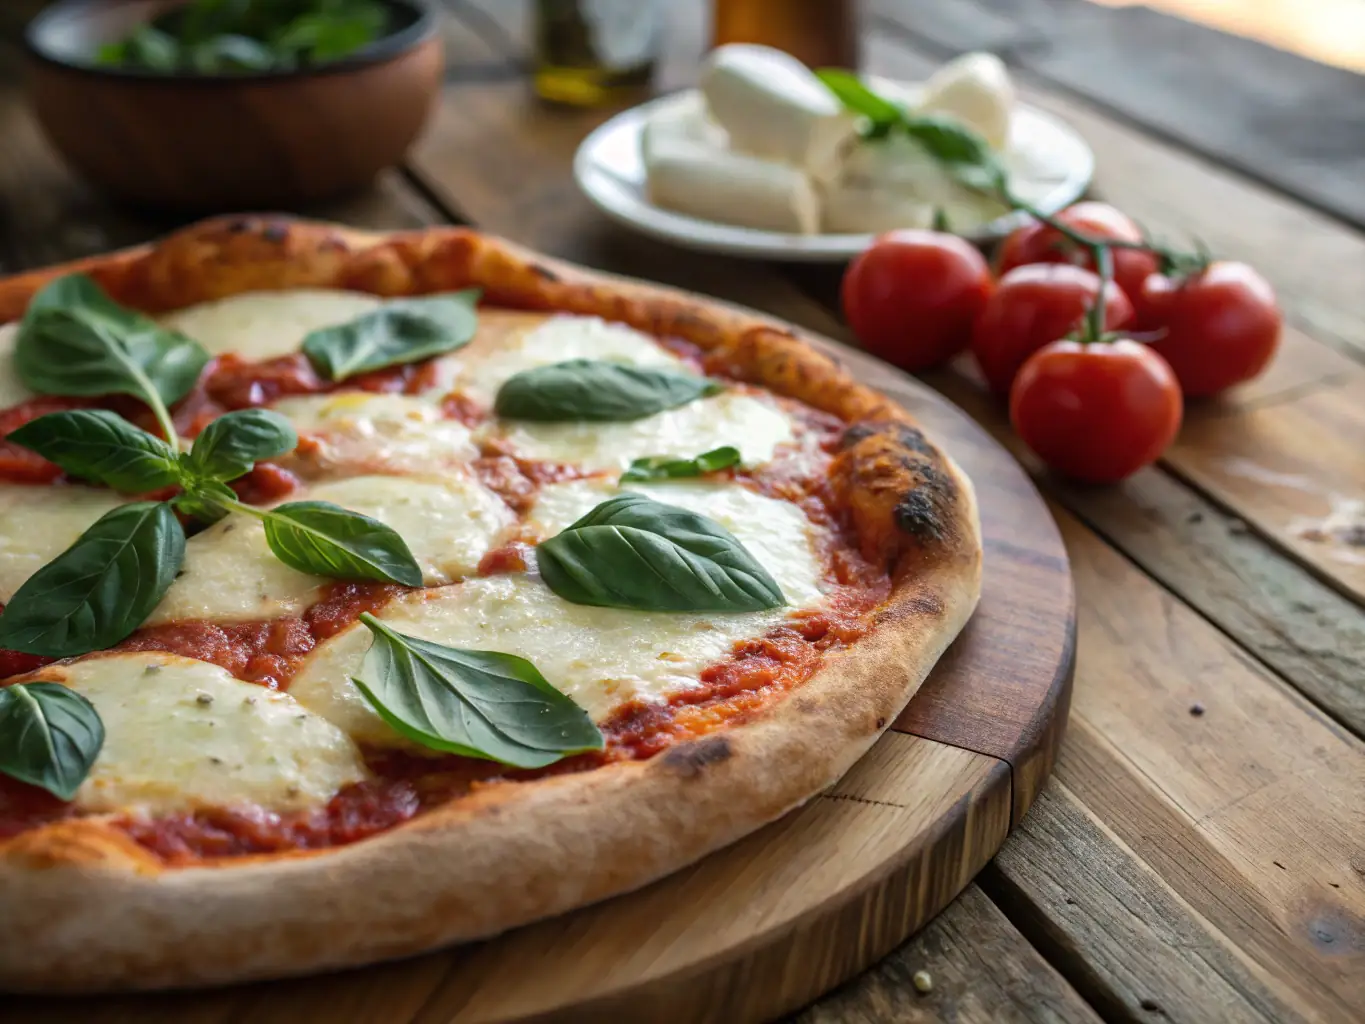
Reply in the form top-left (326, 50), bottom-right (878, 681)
top-left (2, 2), bottom-right (1363, 1021)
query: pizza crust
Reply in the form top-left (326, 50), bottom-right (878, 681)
top-left (0, 216), bottom-right (982, 992)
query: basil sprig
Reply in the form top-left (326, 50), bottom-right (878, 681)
top-left (495, 359), bottom-right (722, 422)
top-left (1, 282), bottom-right (427, 658)
top-left (0, 683), bottom-right (104, 800)
top-left (0, 502), bottom-right (185, 657)
top-left (16, 275), bottom-right (210, 445)
top-left (537, 494), bottom-right (785, 613)
top-left (815, 71), bottom-right (1008, 193)
top-left (302, 291), bottom-right (480, 382)
top-left (351, 614), bottom-right (603, 769)
top-left (620, 446), bottom-right (741, 483)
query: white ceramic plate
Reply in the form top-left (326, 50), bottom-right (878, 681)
top-left (573, 79), bottom-right (1095, 262)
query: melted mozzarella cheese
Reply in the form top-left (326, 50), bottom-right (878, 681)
top-left (482, 391), bottom-right (795, 471)
top-left (0, 323), bottom-right (31, 408)
top-left (147, 473), bottom-right (512, 625)
top-left (451, 315), bottom-right (686, 404)
top-left (0, 484), bottom-right (126, 602)
top-left (46, 652), bottom-right (367, 815)
top-left (158, 289), bottom-right (385, 362)
top-left (527, 477), bottom-right (828, 608)
top-left (271, 392), bottom-right (477, 471)
top-left (291, 574), bottom-right (790, 742)
top-left (289, 478), bottom-right (830, 743)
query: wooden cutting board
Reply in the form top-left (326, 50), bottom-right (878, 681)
top-left (8, 335), bottom-right (1074, 1024)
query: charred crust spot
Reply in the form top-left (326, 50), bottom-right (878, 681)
top-left (840, 422), bottom-right (934, 457)
top-left (893, 460), bottom-right (956, 542)
top-left (262, 223), bottom-right (289, 243)
top-left (225, 218), bottom-right (251, 234)
top-left (841, 423), bottom-right (878, 449)
top-left (661, 736), bottom-right (733, 778)
top-left (529, 263), bottom-right (560, 282)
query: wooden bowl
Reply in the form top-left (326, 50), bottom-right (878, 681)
top-left (24, 0), bottom-right (444, 211)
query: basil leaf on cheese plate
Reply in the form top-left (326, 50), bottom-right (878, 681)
top-left (258, 501), bottom-right (423, 587)
top-left (186, 408), bottom-right (298, 482)
top-left (16, 275), bottom-right (210, 417)
top-left (6, 409), bottom-right (181, 493)
top-left (537, 493), bottom-right (785, 612)
top-left (620, 445), bottom-right (742, 483)
top-left (302, 290), bottom-right (481, 381)
top-left (351, 614), bottom-right (603, 769)
top-left (494, 359), bottom-right (722, 422)
top-left (0, 682), bottom-right (104, 800)
top-left (0, 502), bottom-right (185, 657)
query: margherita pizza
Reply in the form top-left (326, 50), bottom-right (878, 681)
top-left (0, 217), bottom-right (980, 992)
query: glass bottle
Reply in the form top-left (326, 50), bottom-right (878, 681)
top-left (533, 0), bottom-right (660, 106)
top-left (710, 0), bottom-right (859, 69)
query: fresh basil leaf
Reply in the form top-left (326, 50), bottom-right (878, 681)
top-left (187, 409), bottom-right (297, 483)
top-left (0, 683), bottom-right (105, 801)
top-left (302, 291), bottom-right (481, 382)
top-left (495, 360), bottom-right (722, 423)
top-left (262, 501), bottom-right (422, 586)
top-left (351, 614), bottom-right (602, 769)
top-left (6, 410), bottom-right (182, 493)
top-left (620, 445), bottom-right (742, 483)
top-left (900, 114), bottom-right (1007, 192)
top-left (0, 502), bottom-right (185, 657)
top-left (16, 275), bottom-right (210, 408)
top-left (189, 34), bottom-right (275, 73)
top-left (172, 478), bottom-right (237, 524)
top-left (816, 68), bottom-right (905, 135)
top-left (538, 493), bottom-right (785, 612)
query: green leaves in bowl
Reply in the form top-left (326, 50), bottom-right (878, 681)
top-left (95, 0), bottom-right (392, 76)
top-left (302, 291), bottom-right (480, 382)
top-left (537, 493), bottom-right (785, 613)
top-left (0, 683), bottom-right (105, 800)
top-left (495, 359), bottom-right (722, 423)
top-left (351, 614), bottom-right (603, 769)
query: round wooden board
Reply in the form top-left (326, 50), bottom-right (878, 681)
top-left (8, 341), bottom-right (1074, 1024)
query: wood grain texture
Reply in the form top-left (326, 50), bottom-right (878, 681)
top-left (793, 884), bottom-right (1100, 1024)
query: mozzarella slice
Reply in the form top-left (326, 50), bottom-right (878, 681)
top-left (271, 392), bottom-right (477, 471)
top-left (39, 652), bottom-right (367, 815)
top-left (0, 324), bottom-right (31, 409)
top-left (917, 52), bottom-right (1015, 152)
top-left (700, 44), bottom-right (856, 183)
top-left (158, 289), bottom-right (385, 362)
top-left (641, 91), bottom-right (729, 162)
top-left (482, 390), bottom-right (795, 471)
top-left (450, 314), bottom-right (686, 405)
top-left (646, 144), bottom-right (821, 234)
top-left (0, 484), bottom-right (126, 603)
top-left (146, 473), bottom-right (512, 625)
top-left (527, 477), bottom-right (827, 608)
top-left (291, 574), bottom-right (788, 743)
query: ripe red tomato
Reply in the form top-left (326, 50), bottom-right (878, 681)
top-left (1139, 261), bottom-right (1281, 398)
top-left (842, 230), bottom-right (993, 372)
top-left (970, 263), bottom-right (1133, 395)
top-left (995, 201), bottom-right (1160, 303)
top-left (1010, 338), bottom-right (1182, 484)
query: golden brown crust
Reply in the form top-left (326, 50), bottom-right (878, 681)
top-left (0, 216), bottom-right (982, 992)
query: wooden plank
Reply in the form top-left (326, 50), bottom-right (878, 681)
top-left (865, 0), bottom-right (1365, 230)
top-left (793, 884), bottom-right (1101, 1024)
top-left (1169, 379), bottom-right (1365, 606)
top-left (1041, 506), bottom-right (1365, 1021)
top-left (983, 781), bottom-right (1298, 1024)
top-left (923, 368), bottom-right (1365, 738)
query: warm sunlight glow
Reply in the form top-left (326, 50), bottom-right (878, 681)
top-left (1085, 0), bottom-right (1365, 72)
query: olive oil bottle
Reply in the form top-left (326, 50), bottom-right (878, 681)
top-left (533, 0), bottom-right (659, 106)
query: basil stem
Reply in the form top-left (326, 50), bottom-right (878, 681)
top-left (351, 614), bottom-right (603, 769)
top-left (537, 493), bottom-right (785, 613)
top-left (0, 683), bottom-right (104, 801)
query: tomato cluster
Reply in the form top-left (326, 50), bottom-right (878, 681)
top-left (840, 203), bottom-right (1281, 483)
